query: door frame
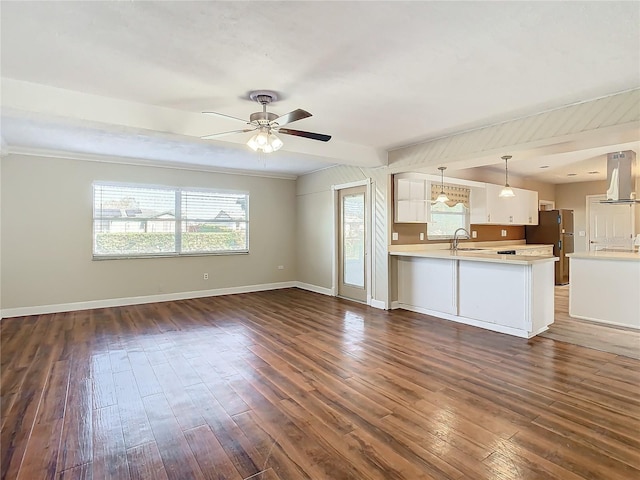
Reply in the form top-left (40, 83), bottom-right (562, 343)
top-left (332, 179), bottom-right (373, 305)
top-left (586, 194), bottom-right (636, 251)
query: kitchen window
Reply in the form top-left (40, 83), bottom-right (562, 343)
top-left (427, 184), bottom-right (470, 239)
top-left (93, 182), bottom-right (248, 258)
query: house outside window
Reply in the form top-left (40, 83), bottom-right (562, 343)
top-left (93, 182), bottom-right (248, 258)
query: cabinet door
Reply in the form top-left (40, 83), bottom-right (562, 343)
top-left (395, 177), bottom-right (428, 223)
top-left (485, 183), bottom-right (513, 224)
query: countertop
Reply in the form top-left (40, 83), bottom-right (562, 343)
top-left (567, 251), bottom-right (640, 262)
top-left (390, 249), bottom-right (558, 265)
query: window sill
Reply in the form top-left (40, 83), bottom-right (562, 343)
top-left (92, 251), bottom-right (249, 261)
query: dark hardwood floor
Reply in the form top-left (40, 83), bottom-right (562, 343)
top-left (2, 288), bottom-right (639, 479)
top-left (541, 285), bottom-right (640, 359)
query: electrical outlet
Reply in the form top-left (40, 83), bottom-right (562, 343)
top-left (277, 265), bottom-right (284, 270)
top-left (419, 232), bottom-right (424, 241)
top-left (501, 229), bottom-right (507, 237)
top-left (203, 273), bottom-right (209, 280)
top-left (392, 232), bottom-right (399, 241)
top-left (472, 231), bottom-right (477, 238)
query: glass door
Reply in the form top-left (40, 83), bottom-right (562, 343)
top-left (338, 186), bottom-right (367, 302)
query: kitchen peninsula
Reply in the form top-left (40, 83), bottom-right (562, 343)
top-left (391, 248), bottom-right (558, 338)
top-left (568, 251), bottom-right (640, 329)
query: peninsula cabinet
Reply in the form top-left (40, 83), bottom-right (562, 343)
top-left (470, 184), bottom-right (538, 225)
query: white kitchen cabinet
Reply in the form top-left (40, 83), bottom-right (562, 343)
top-left (470, 184), bottom-right (539, 225)
top-left (394, 175), bottom-right (428, 223)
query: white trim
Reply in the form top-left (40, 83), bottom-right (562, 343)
top-left (369, 299), bottom-right (386, 310)
top-left (331, 179), bottom-right (370, 191)
top-left (390, 301), bottom-right (400, 310)
top-left (566, 313), bottom-right (640, 330)
top-left (332, 179), bottom-right (373, 303)
top-left (395, 303), bottom-right (539, 338)
top-left (294, 282), bottom-right (334, 296)
top-left (7, 146), bottom-right (298, 180)
top-left (0, 281), bottom-right (295, 319)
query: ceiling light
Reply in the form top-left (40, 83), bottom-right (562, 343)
top-left (435, 166), bottom-right (449, 203)
top-left (247, 128), bottom-right (283, 153)
top-left (499, 155), bottom-right (515, 198)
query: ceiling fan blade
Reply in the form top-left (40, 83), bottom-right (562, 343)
top-left (202, 111), bottom-right (250, 124)
top-left (278, 128), bottom-right (331, 142)
top-left (201, 128), bottom-right (256, 140)
top-left (272, 109), bottom-right (312, 127)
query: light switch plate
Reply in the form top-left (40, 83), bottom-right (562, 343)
top-left (501, 229), bottom-right (507, 237)
top-left (420, 232), bottom-right (424, 241)
top-left (472, 231), bottom-right (477, 238)
top-left (579, 231), bottom-right (586, 237)
top-left (392, 232), bottom-right (399, 241)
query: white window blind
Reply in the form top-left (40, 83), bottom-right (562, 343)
top-left (93, 183), bottom-right (248, 258)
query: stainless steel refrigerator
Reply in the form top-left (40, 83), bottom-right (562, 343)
top-left (525, 209), bottom-right (574, 285)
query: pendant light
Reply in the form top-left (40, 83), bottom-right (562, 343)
top-left (435, 166), bottom-right (449, 203)
top-left (499, 155), bottom-right (515, 198)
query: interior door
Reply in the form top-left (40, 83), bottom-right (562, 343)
top-left (338, 186), bottom-right (367, 303)
top-left (588, 196), bottom-right (634, 251)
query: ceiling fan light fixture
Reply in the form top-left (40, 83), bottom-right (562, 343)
top-left (246, 129), bottom-right (283, 153)
top-left (499, 155), bottom-right (516, 198)
top-left (269, 132), bottom-right (284, 151)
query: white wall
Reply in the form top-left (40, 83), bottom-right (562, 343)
top-left (296, 165), bottom-right (389, 306)
top-left (0, 153), bottom-right (297, 314)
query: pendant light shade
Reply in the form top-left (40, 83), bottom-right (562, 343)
top-left (435, 166), bottom-right (449, 203)
top-left (499, 155), bottom-right (515, 198)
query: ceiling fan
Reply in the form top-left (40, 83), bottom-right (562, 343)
top-left (201, 90), bottom-right (331, 153)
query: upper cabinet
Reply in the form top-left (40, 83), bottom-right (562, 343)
top-left (394, 173), bottom-right (539, 226)
top-left (394, 174), bottom-right (429, 223)
top-left (470, 184), bottom-right (539, 225)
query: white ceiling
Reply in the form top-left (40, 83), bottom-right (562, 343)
top-left (1, 1), bottom-right (639, 179)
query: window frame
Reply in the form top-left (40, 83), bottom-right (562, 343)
top-left (92, 181), bottom-right (249, 260)
top-left (427, 201), bottom-right (470, 241)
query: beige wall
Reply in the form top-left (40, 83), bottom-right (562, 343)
top-left (1, 154), bottom-right (297, 311)
top-left (296, 164), bottom-right (389, 305)
top-left (555, 180), bottom-right (608, 253)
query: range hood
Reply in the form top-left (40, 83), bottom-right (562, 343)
top-left (601, 150), bottom-right (639, 204)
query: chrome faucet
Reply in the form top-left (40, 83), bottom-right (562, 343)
top-left (451, 227), bottom-right (471, 250)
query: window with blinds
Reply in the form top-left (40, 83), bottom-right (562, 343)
top-left (93, 182), bottom-right (248, 258)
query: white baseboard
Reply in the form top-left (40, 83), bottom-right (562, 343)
top-left (0, 281), bottom-right (296, 319)
top-left (390, 301), bottom-right (400, 310)
top-left (369, 298), bottom-right (387, 310)
top-left (294, 282), bottom-right (334, 297)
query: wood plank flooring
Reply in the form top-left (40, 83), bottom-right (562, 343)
top-left (541, 286), bottom-right (640, 359)
top-left (2, 288), bottom-right (639, 479)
